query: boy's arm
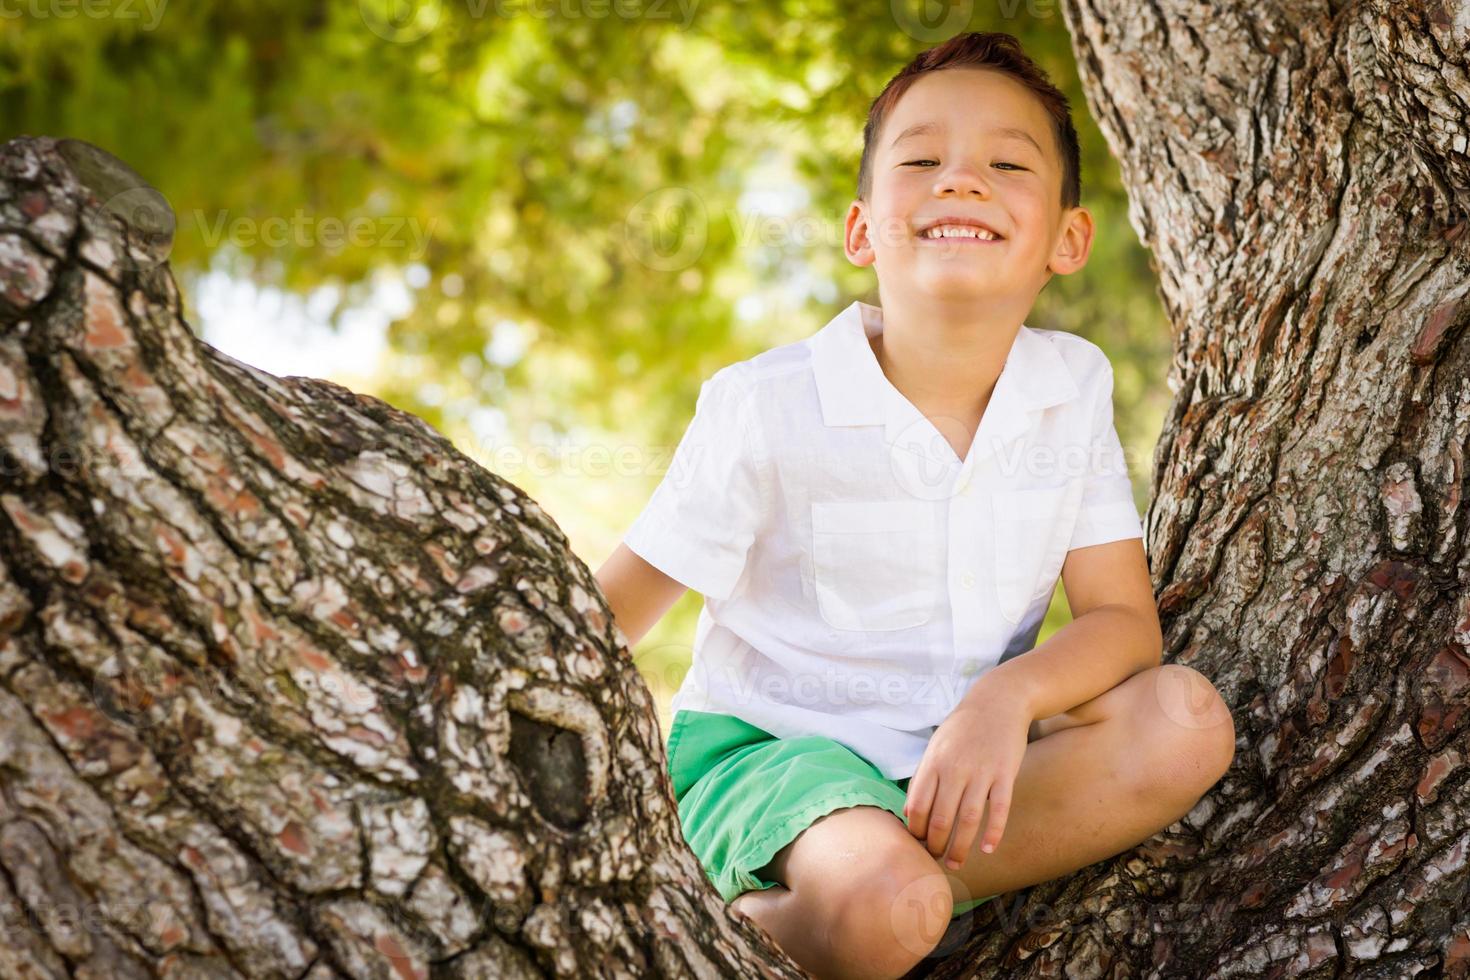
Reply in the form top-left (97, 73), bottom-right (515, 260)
top-left (979, 348), bottom-right (1159, 728)
top-left (593, 543), bottom-right (688, 649)
top-left (971, 536), bottom-right (1162, 727)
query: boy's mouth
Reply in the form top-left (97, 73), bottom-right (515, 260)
top-left (915, 220), bottom-right (1006, 244)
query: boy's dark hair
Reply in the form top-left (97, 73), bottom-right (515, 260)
top-left (857, 31), bottom-right (1082, 210)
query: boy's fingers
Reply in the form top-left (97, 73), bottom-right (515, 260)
top-left (943, 783), bottom-right (987, 869)
top-left (981, 778), bottom-right (1014, 853)
top-left (925, 777), bottom-right (965, 861)
top-left (904, 771), bottom-right (936, 837)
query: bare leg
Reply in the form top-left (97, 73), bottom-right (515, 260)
top-left (733, 881), bottom-right (951, 980)
top-left (735, 667), bottom-right (1234, 977)
top-left (924, 664), bottom-right (1235, 903)
top-left (730, 885), bottom-right (844, 975)
top-left (729, 805), bottom-right (953, 979)
top-left (729, 805), bottom-right (958, 980)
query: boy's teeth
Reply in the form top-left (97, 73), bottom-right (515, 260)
top-left (921, 225), bottom-right (1000, 240)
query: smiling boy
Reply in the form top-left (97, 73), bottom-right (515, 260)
top-left (596, 31), bottom-right (1236, 980)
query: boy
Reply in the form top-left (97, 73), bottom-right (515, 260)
top-left (595, 31), bottom-right (1235, 980)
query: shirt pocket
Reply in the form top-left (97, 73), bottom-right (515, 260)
top-left (810, 499), bottom-right (940, 632)
top-left (991, 480), bottom-right (1085, 624)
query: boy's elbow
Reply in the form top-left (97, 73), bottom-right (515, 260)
top-left (1140, 608), bottom-right (1164, 667)
top-left (1109, 603), bottom-right (1162, 670)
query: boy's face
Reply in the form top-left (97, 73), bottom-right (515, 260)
top-left (844, 67), bottom-right (1093, 310)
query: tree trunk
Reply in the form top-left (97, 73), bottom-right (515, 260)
top-left (0, 135), bottom-right (797, 979)
top-left (961, 1), bottom-right (1469, 976)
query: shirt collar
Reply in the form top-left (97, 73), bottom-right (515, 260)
top-left (809, 299), bottom-right (1081, 468)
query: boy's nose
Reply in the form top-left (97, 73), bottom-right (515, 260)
top-left (935, 169), bottom-right (993, 199)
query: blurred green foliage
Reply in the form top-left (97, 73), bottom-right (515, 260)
top-left (1, 0), bottom-right (1171, 730)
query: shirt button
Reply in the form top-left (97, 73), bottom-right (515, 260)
top-left (959, 571), bottom-right (975, 589)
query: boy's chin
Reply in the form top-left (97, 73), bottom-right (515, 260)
top-left (903, 269), bottom-right (1013, 301)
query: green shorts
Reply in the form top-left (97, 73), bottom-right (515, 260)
top-left (666, 708), bottom-right (998, 919)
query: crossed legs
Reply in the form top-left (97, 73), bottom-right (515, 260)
top-left (729, 664), bottom-right (1236, 980)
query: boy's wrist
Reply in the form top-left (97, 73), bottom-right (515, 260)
top-left (962, 662), bottom-right (1042, 720)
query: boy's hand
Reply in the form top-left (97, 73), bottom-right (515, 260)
top-left (903, 692), bottom-right (1031, 871)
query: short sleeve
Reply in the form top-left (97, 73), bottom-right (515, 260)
top-left (622, 367), bottom-right (766, 601)
top-left (1067, 358), bottom-right (1145, 551)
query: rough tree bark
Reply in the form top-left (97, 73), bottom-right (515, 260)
top-left (0, 135), bottom-right (795, 978)
top-left (997, 0), bottom-right (1468, 976)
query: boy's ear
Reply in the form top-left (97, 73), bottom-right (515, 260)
top-left (1047, 204), bottom-right (1095, 276)
top-left (844, 199), bottom-right (877, 268)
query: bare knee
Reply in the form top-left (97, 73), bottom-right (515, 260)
top-left (1133, 665), bottom-right (1236, 797)
top-left (826, 861), bottom-right (951, 979)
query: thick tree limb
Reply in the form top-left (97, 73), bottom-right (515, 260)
top-left (0, 134), bottom-right (793, 979)
top-left (1048, 1), bottom-right (1470, 976)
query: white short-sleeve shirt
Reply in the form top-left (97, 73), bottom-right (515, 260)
top-left (623, 300), bottom-right (1144, 779)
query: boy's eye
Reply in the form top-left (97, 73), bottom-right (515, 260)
top-left (902, 160), bottom-right (1027, 171)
